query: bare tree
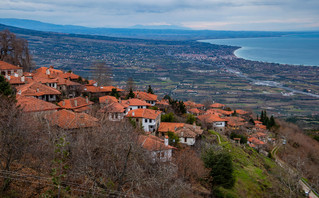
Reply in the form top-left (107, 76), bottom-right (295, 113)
top-left (0, 30), bottom-right (33, 72)
top-left (90, 60), bottom-right (112, 86)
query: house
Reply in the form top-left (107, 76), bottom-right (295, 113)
top-left (184, 101), bottom-right (205, 110)
top-left (247, 137), bottom-right (266, 150)
top-left (206, 109), bottom-right (233, 116)
top-left (225, 117), bottom-right (245, 130)
top-left (138, 135), bottom-right (175, 163)
top-left (83, 85), bottom-right (124, 98)
top-left (16, 81), bottom-right (61, 102)
top-left (58, 96), bottom-right (93, 113)
top-left (56, 77), bottom-right (83, 98)
top-left (0, 61), bottom-right (23, 77)
top-left (155, 99), bottom-right (170, 111)
top-left (126, 108), bottom-right (161, 132)
top-left (17, 96), bottom-right (60, 117)
top-left (45, 109), bottom-right (99, 130)
top-left (134, 91), bottom-right (158, 106)
top-left (6, 74), bottom-right (28, 87)
top-left (187, 108), bottom-right (201, 116)
top-left (210, 103), bottom-right (226, 109)
top-left (35, 66), bottom-right (63, 77)
top-left (197, 113), bottom-right (227, 132)
top-left (58, 72), bottom-right (80, 81)
top-left (99, 102), bottom-right (126, 121)
top-left (99, 95), bottom-right (118, 106)
top-left (158, 122), bottom-right (203, 146)
top-left (121, 98), bottom-right (151, 114)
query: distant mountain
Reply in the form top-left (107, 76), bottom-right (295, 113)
top-left (0, 18), bottom-right (299, 41)
top-left (131, 24), bottom-right (191, 30)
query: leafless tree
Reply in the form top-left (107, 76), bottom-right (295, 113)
top-left (90, 60), bottom-right (112, 86)
top-left (0, 30), bottom-right (33, 72)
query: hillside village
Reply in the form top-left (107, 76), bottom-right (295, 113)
top-left (0, 60), bottom-right (277, 158)
top-left (2, 59), bottom-right (315, 198)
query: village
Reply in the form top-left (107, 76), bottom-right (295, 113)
top-left (0, 60), bottom-right (277, 163)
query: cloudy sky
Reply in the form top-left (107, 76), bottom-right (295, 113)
top-left (1, 0), bottom-right (319, 31)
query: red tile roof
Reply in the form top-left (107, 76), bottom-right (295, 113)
top-left (235, 109), bottom-right (249, 115)
top-left (126, 108), bottom-right (161, 120)
top-left (188, 108), bottom-right (200, 114)
top-left (17, 82), bottom-right (61, 97)
top-left (156, 99), bottom-right (169, 106)
top-left (58, 72), bottom-right (80, 80)
top-left (210, 103), bottom-right (225, 108)
top-left (248, 137), bottom-right (266, 145)
top-left (45, 109), bottom-right (99, 129)
top-left (58, 97), bottom-right (93, 110)
top-left (197, 113), bottom-right (227, 123)
top-left (184, 101), bottom-right (204, 109)
top-left (121, 98), bottom-right (151, 107)
top-left (135, 91), bottom-right (158, 101)
top-left (0, 61), bottom-right (22, 70)
top-left (206, 109), bottom-right (233, 116)
top-left (99, 95), bottom-right (118, 104)
top-left (138, 135), bottom-right (175, 151)
top-left (17, 96), bottom-right (60, 112)
top-left (100, 102), bottom-right (126, 113)
top-left (84, 85), bottom-right (124, 93)
top-left (224, 117), bottom-right (245, 127)
top-left (158, 122), bottom-right (185, 133)
top-left (7, 76), bottom-right (26, 85)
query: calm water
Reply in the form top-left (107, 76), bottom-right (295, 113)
top-left (200, 33), bottom-right (319, 66)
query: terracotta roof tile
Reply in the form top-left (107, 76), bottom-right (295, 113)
top-left (17, 81), bottom-right (61, 97)
top-left (121, 98), bottom-right (151, 107)
top-left (138, 135), bottom-right (175, 151)
top-left (58, 72), bottom-right (80, 80)
top-left (99, 95), bottom-right (118, 104)
top-left (0, 61), bottom-right (22, 70)
top-left (197, 113), bottom-right (227, 123)
top-left (188, 108), bottom-right (200, 114)
top-left (45, 109), bottom-right (98, 129)
top-left (156, 99), bottom-right (169, 106)
top-left (100, 102), bottom-right (126, 113)
top-left (210, 103), bottom-right (226, 108)
top-left (248, 137), bottom-right (266, 145)
top-left (158, 122), bottom-right (185, 133)
top-left (84, 85), bottom-right (124, 93)
top-left (135, 91), bottom-right (158, 101)
top-left (58, 97), bottom-right (93, 110)
top-left (17, 96), bottom-right (60, 112)
top-left (126, 109), bottom-right (161, 120)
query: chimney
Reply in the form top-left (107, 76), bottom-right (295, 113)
top-left (7, 75), bottom-right (10, 80)
top-left (86, 96), bottom-right (89, 104)
top-left (132, 112), bottom-right (135, 116)
top-left (74, 100), bottom-right (78, 107)
top-left (21, 76), bottom-right (25, 82)
top-left (119, 98), bottom-right (121, 103)
top-left (14, 73), bottom-right (18, 77)
top-left (164, 136), bottom-right (169, 146)
top-left (36, 88), bottom-right (39, 92)
top-left (62, 101), bottom-right (65, 106)
top-left (181, 132), bottom-right (184, 137)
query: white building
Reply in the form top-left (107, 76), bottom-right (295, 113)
top-left (126, 108), bottom-right (162, 132)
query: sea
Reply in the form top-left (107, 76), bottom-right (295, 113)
top-left (200, 33), bottom-right (319, 66)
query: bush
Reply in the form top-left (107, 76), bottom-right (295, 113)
top-left (186, 114), bottom-right (196, 124)
top-left (202, 147), bottom-right (235, 189)
top-left (161, 113), bottom-right (176, 122)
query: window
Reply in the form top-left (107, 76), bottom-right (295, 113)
top-left (149, 119), bottom-right (152, 123)
top-left (184, 137), bottom-right (187, 142)
top-left (145, 119), bottom-right (148, 123)
top-left (130, 108), bottom-right (132, 111)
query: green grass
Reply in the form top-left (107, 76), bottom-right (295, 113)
top-left (208, 131), bottom-right (279, 198)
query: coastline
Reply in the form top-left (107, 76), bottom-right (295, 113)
top-left (199, 36), bottom-right (319, 67)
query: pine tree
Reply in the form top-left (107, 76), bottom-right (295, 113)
top-left (260, 110), bottom-right (264, 121)
top-left (0, 75), bottom-right (13, 97)
top-left (126, 88), bottom-right (135, 99)
top-left (147, 85), bottom-right (154, 94)
top-left (110, 88), bottom-right (120, 99)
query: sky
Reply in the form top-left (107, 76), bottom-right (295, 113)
top-left (1, 0), bottom-right (319, 31)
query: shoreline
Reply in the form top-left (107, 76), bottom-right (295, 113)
top-left (199, 37), bottom-right (319, 67)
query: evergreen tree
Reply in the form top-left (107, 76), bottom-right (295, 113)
top-left (126, 88), bottom-right (135, 99)
top-left (147, 85), bottom-right (154, 94)
top-left (232, 110), bottom-right (237, 116)
top-left (186, 114), bottom-right (196, 124)
top-left (202, 147), bottom-right (235, 190)
top-left (110, 88), bottom-right (120, 99)
top-left (260, 110), bottom-right (264, 121)
top-left (178, 101), bottom-right (186, 114)
top-left (0, 75), bottom-right (13, 97)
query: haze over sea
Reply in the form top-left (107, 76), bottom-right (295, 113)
top-left (201, 33), bottom-right (319, 66)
